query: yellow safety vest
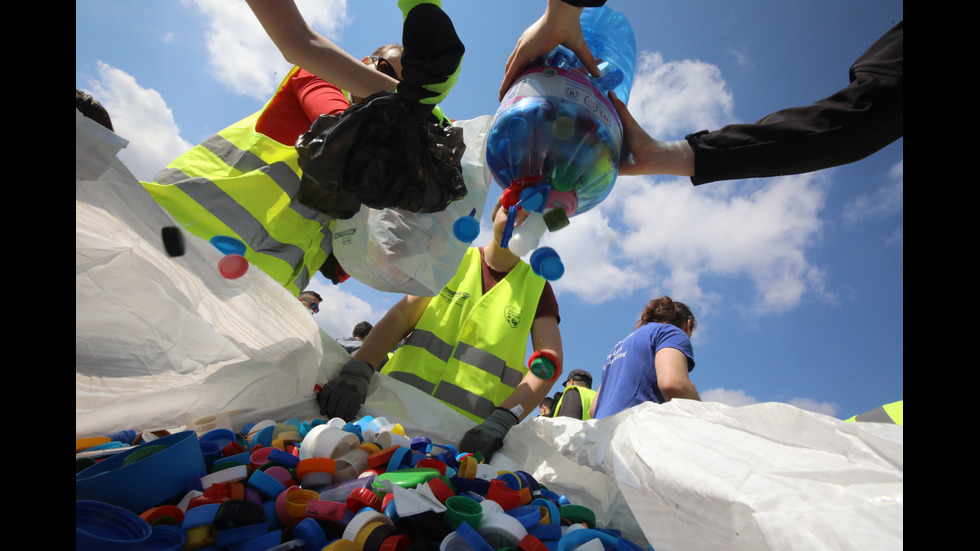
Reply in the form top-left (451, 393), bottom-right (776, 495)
top-left (845, 400), bottom-right (903, 426)
top-left (554, 386), bottom-right (597, 420)
top-left (142, 66), bottom-right (333, 297)
top-left (381, 248), bottom-right (546, 422)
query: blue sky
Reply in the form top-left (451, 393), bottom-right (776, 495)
top-left (76, 0), bottom-right (903, 421)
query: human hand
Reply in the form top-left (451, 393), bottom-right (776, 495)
top-left (609, 91), bottom-right (695, 177)
top-left (458, 407), bottom-right (519, 461)
top-left (499, 0), bottom-right (601, 101)
top-left (315, 359), bottom-right (375, 421)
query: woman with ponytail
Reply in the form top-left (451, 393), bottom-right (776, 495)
top-left (591, 296), bottom-right (700, 419)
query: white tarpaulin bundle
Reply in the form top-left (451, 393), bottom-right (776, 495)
top-left (76, 112), bottom-right (902, 550)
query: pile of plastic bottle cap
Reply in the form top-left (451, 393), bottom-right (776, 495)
top-left (76, 415), bottom-right (651, 551)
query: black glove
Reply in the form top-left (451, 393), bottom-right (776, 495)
top-left (458, 407), bottom-right (519, 461)
top-left (316, 359), bottom-right (375, 421)
top-left (397, 0), bottom-right (465, 118)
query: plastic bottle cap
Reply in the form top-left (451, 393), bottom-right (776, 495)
top-left (443, 495), bottom-right (483, 531)
top-left (299, 425), bottom-right (361, 460)
top-left (374, 467), bottom-right (441, 490)
top-left (210, 235), bottom-right (246, 256)
top-left (343, 509), bottom-right (393, 542)
top-left (506, 504), bottom-right (543, 528)
top-left (218, 254), bottom-right (249, 279)
top-left (291, 517), bottom-right (328, 551)
top-left (530, 247), bottom-right (564, 280)
top-left (453, 216), bottom-right (481, 243)
top-left (296, 457), bottom-right (337, 479)
top-left (161, 226), bottom-right (185, 257)
top-left (246, 467), bottom-right (287, 499)
top-left (346, 486), bottom-right (382, 513)
top-left (76, 500), bottom-right (152, 551)
top-left (284, 488), bottom-right (320, 519)
top-left (487, 479), bottom-right (522, 510)
top-left (144, 524), bottom-right (186, 551)
top-left (559, 504), bottom-right (596, 528)
top-left (182, 503), bottom-right (221, 530)
top-left (77, 436), bottom-right (112, 453)
top-left (304, 499), bottom-right (347, 521)
top-left (552, 528), bottom-right (618, 551)
top-left (452, 516), bottom-right (495, 551)
top-left (139, 505), bottom-right (184, 526)
top-left (478, 512), bottom-right (528, 547)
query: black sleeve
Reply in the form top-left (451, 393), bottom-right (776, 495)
top-left (554, 388), bottom-right (584, 419)
top-left (561, 0), bottom-right (607, 7)
top-left (687, 21), bottom-right (903, 186)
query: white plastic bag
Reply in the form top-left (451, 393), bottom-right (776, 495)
top-left (75, 111), bottom-right (347, 438)
top-left (329, 116), bottom-right (493, 296)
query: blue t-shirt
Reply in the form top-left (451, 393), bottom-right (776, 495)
top-left (592, 323), bottom-right (695, 419)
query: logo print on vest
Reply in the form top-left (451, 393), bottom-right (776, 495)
top-left (504, 306), bottom-right (522, 328)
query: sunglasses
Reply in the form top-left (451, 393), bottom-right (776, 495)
top-left (371, 56), bottom-right (400, 81)
top-left (301, 297), bottom-right (319, 313)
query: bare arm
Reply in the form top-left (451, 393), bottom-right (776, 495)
top-left (245, 0), bottom-right (399, 98)
top-left (608, 91), bottom-right (695, 177)
top-left (499, 315), bottom-right (563, 421)
top-left (352, 294), bottom-right (432, 371)
top-left (499, 0), bottom-right (600, 100)
top-left (654, 348), bottom-right (700, 401)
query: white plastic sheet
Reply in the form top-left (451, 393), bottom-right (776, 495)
top-left (76, 110), bottom-right (338, 438)
top-left (76, 111), bottom-right (902, 551)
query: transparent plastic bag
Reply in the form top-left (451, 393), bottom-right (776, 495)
top-left (328, 116), bottom-right (492, 296)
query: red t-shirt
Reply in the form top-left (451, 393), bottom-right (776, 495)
top-left (478, 248), bottom-right (560, 323)
top-left (254, 68), bottom-right (350, 145)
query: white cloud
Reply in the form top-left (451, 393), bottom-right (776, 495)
top-left (547, 172), bottom-right (830, 315)
top-left (304, 278), bottom-right (394, 339)
top-left (701, 388), bottom-right (757, 407)
top-left (702, 388), bottom-right (841, 418)
top-left (186, 0), bottom-right (351, 100)
top-left (85, 61), bottom-right (193, 182)
top-left (841, 160), bottom-right (903, 226)
top-left (626, 51), bottom-right (735, 139)
top-left (535, 50), bottom-right (831, 316)
top-left (786, 397), bottom-right (841, 418)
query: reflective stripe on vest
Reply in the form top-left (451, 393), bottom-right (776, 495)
top-left (382, 248), bottom-right (545, 422)
top-left (141, 66), bottom-right (331, 296)
top-left (846, 400), bottom-right (903, 425)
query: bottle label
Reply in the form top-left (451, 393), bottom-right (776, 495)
top-left (500, 66), bottom-right (622, 150)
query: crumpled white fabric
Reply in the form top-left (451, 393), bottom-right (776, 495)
top-left (491, 400), bottom-right (903, 549)
top-left (76, 110), bottom-right (902, 551)
top-left (76, 110), bottom-right (335, 438)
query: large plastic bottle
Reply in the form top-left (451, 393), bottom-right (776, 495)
top-left (483, 6), bottom-right (636, 279)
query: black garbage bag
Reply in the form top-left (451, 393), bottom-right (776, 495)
top-left (295, 1), bottom-right (467, 219)
top-left (296, 92), bottom-right (466, 219)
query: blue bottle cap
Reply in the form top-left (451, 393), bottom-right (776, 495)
top-left (530, 247), bottom-right (564, 280)
top-left (143, 524), bottom-right (186, 551)
top-left (210, 235), bottom-right (246, 256)
top-left (76, 500), bottom-right (152, 551)
top-left (453, 215), bottom-right (481, 243)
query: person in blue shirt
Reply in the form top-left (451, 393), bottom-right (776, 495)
top-left (591, 296), bottom-right (699, 419)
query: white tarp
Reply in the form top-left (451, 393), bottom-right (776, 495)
top-left (76, 111), bottom-right (902, 550)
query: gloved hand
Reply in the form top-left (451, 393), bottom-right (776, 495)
top-left (458, 407), bottom-right (519, 461)
top-left (316, 359), bottom-right (375, 421)
top-left (397, 0), bottom-right (464, 123)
